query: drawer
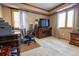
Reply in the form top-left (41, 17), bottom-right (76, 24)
top-left (71, 38), bottom-right (79, 41)
top-left (74, 40), bottom-right (79, 44)
top-left (70, 40), bottom-right (79, 47)
top-left (75, 38), bottom-right (79, 41)
top-left (71, 34), bottom-right (79, 38)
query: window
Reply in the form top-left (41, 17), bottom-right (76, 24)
top-left (57, 9), bottom-right (74, 28)
top-left (13, 11), bottom-right (29, 32)
top-left (13, 11), bottom-right (20, 28)
top-left (67, 9), bottom-right (74, 27)
top-left (22, 12), bottom-right (26, 29)
top-left (58, 12), bottom-right (66, 28)
top-left (21, 11), bottom-right (29, 31)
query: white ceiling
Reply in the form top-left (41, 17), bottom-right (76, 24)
top-left (29, 3), bottom-right (61, 10)
top-left (2, 3), bottom-right (61, 11)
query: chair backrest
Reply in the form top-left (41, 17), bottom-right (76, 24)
top-left (23, 24), bottom-right (35, 37)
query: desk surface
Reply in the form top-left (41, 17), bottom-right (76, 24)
top-left (0, 30), bottom-right (21, 37)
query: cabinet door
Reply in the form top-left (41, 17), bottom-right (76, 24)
top-left (0, 5), bottom-right (3, 18)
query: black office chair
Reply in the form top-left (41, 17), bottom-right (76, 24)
top-left (22, 29), bottom-right (36, 45)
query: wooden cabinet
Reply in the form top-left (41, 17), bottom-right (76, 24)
top-left (35, 27), bottom-right (52, 39)
top-left (70, 32), bottom-right (79, 47)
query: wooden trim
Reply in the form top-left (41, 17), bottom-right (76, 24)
top-left (23, 3), bottom-right (65, 12)
top-left (48, 3), bottom-right (65, 12)
top-left (1, 3), bottom-right (66, 16)
top-left (1, 4), bottom-right (49, 16)
top-left (1, 3), bottom-right (65, 12)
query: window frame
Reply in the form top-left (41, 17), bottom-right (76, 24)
top-left (66, 9), bottom-right (75, 28)
top-left (57, 8), bottom-right (75, 29)
top-left (57, 11), bottom-right (66, 28)
top-left (13, 10), bottom-right (21, 29)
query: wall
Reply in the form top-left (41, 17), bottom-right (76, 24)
top-left (2, 6), bottom-right (12, 26)
top-left (27, 12), bottom-right (49, 27)
top-left (50, 4), bottom-right (79, 40)
top-left (1, 4), bottom-right (75, 40)
top-left (3, 4), bottom-right (49, 15)
top-left (2, 4), bottom-right (78, 40)
top-left (50, 14), bottom-right (73, 40)
top-left (50, 14), bottom-right (57, 36)
top-left (1, 6), bottom-right (49, 29)
top-left (0, 5), bottom-right (3, 18)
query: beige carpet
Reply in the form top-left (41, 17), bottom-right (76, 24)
top-left (21, 37), bottom-right (63, 56)
top-left (21, 46), bottom-right (63, 56)
top-left (21, 37), bottom-right (79, 56)
top-left (20, 42), bottom-right (40, 52)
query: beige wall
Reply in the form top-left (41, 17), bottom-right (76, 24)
top-left (50, 14), bottom-right (73, 40)
top-left (2, 6), bottom-right (49, 28)
top-left (3, 4), bottom-right (49, 15)
top-left (58, 28), bottom-right (73, 40)
top-left (50, 4), bottom-right (79, 40)
top-left (2, 6), bottom-right (12, 26)
top-left (27, 12), bottom-right (49, 27)
top-left (0, 5), bottom-right (3, 18)
top-left (50, 14), bottom-right (57, 36)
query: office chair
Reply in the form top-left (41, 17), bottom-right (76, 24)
top-left (23, 29), bottom-right (36, 45)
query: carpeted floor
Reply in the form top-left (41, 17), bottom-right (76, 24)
top-left (21, 46), bottom-right (63, 56)
top-left (20, 42), bottom-right (40, 52)
top-left (21, 37), bottom-right (79, 56)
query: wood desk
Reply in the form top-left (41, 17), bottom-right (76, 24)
top-left (0, 31), bottom-right (21, 56)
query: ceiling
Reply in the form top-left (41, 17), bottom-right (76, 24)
top-left (28, 3), bottom-right (61, 10)
top-left (1, 3), bottom-right (75, 15)
top-left (1, 3), bottom-right (68, 15)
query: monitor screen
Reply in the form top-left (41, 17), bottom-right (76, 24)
top-left (39, 19), bottom-right (49, 28)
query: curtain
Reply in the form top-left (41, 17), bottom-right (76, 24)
top-left (20, 11), bottom-right (29, 35)
top-left (13, 10), bottom-right (29, 35)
